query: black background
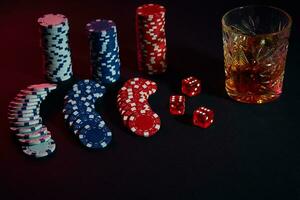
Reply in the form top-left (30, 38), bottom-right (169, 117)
top-left (0, 0), bottom-right (299, 199)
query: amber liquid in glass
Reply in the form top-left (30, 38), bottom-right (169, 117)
top-left (223, 22), bottom-right (290, 103)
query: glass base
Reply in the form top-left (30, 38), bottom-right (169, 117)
top-left (226, 89), bottom-right (281, 104)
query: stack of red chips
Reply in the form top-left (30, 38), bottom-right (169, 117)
top-left (117, 77), bottom-right (161, 137)
top-left (136, 4), bottom-right (167, 75)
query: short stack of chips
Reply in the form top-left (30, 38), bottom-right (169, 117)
top-left (136, 4), bottom-right (167, 75)
top-left (117, 77), bottom-right (161, 137)
top-left (38, 14), bottom-right (73, 82)
top-left (63, 80), bottom-right (112, 149)
top-left (8, 83), bottom-right (57, 158)
top-left (86, 19), bottom-right (121, 84)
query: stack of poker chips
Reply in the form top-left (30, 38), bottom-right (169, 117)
top-left (136, 4), bottom-right (167, 75)
top-left (86, 19), bottom-right (121, 84)
top-left (38, 14), bottom-right (73, 83)
top-left (8, 83), bottom-right (57, 158)
top-left (63, 80), bottom-right (112, 149)
top-left (117, 77), bottom-right (161, 137)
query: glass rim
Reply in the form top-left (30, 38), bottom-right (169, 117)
top-left (221, 5), bottom-right (292, 37)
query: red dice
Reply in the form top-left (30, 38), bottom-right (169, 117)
top-left (181, 76), bottom-right (201, 97)
top-left (169, 95), bottom-right (185, 115)
top-left (193, 107), bottom-right (214, 128)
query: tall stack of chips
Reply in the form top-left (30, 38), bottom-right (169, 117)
top-left (38, 14), bottom-right (73, 83)
top-left (136, 4), bottom-right (167, 75)
top-left (8, 83), bottom-right (57, 158)
top-left (86, 19), bottom-right (121, 84)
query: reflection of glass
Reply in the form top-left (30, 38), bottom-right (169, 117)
top-left (222, 6), bottom-right (292, 104)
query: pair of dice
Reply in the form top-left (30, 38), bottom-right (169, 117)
top-left (170, 76), bottom-right (214, 128)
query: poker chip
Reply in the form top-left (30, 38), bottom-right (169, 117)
top-left (86, 19), bottom-right (121, 84)
top-left (27, 83), bottom-right (57, 92)
top-left (117, 77), bottom-right (161, 137)
top-left (128, 112), bottom-right (161, 137)
top-left (38, 13), bottom-right (73, 83)
top-left (136, 4), bottom-right (167, 74)
top-left (63, 79), bottom-right (113, 148)
top-left (16, 126), bottom-right (48, 139)
top-left (10, 124), bottom-right (43, 133)
top-left (10, 117), bottom-right (42, 127)
top-left (22, 138), bottom-right (56, 158)
top-left (18, 131), bottom-right (51, 145)
top-left (71, 113), bottom-right (104, 134)
top-left (78, 125), bottom-right (112, 149)
top-left (8, 83), bottom-right (57, 158)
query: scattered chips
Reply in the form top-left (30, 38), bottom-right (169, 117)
top-left (8, 83), bottom-right (57, 158)
top-left (136, 4), bottom-right (167, 75)
top-left (86, 19), bottom-right (121, 84)
top-left (117, 77), bottom-right (161, 137)
top-left (63, 79), bottom-right (113, 149)
top-left (38, 13), bottom-right (73, 83)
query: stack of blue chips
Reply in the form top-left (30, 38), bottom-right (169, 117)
top-left (86, 19), bottom-right (121, 84)
top-left (63, 80), bottom-right (112, 149)
top-left (38, 14), bottom-right (73, 83)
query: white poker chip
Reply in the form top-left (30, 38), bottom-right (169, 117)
top-left (22, 138), bottom-right (56, 158)
top-left (38, 13), bottom-right (73, 83)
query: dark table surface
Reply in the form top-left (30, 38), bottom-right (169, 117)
top-left (0, 0), bottom-right (299, 199)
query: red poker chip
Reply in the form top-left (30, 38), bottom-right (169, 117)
top-left (117, 92), bottom-right (146, 104)
top-left (136, 4), bottom-right (166, 17)
top-left (136, 13), bottom-right (165, 20)
top-left (137, 25), bottom-right (165, 34)
top-left (117, 77), bottom-right (160, 135)
top-left (138, 24), bottom-right (165, 31)
top-left (118, 100), bottom-right (150, 113)
top-left (122, 111), bottom-right (132, 127)
top-left (139, 24), bottom-right (165, 32)
top-left (118, 96), bottom-right (148, 106)
top-left (122, 78), bottom-right (156, 95)
top-left (127, 111), bottom-right (161, 137)
top-left (145, 64), bottom-right (167, 74)
top-left (118, 88), bottom-right (149, 99)
top-left (122, 109), bottom-right (149, 127)
top-left (143, 80), bottom-right (157, 92)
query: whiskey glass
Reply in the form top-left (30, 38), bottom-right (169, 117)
top-left (222, 6), bottom-right (292, 103)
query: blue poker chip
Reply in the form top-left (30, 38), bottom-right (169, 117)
top-left (65, 109), bottom-right (81, 126)
top-left (66, 107), bottom-right (96, 127)
top-left (86, 19), bottom-right (116, 33)
top-left (73, 79), bottom-right (106, 94)
top-left (64, 101), bottom-right (95, 115)
top-left (74, 99), bottom-right (95, 110)
top-left (64, 90), bottom-right (98, 103)
top-left (71, 113), bottom-right (104, 134)
top-left (78, 124), bottom-right (112, 149)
